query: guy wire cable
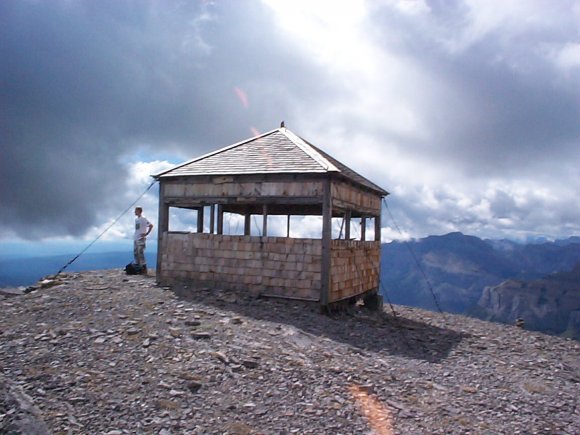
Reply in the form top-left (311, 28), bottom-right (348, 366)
top-left (338, 216), bottom-right (345, 240)
top-left (54, 180), bottom-right (158, 277)
top-left (347, 219), bottom-right (418, 353)
top-left (252, 215), bottom-right (262, 237)
top-left (350, 219), bottom-right (399, 319)
top-left (346, 217), bottom-right (398, 316)
top-left (382, 198), bottom-right (445, 315)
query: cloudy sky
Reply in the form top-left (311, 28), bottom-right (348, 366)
top-left (2, 0), bottom-right (580, 248)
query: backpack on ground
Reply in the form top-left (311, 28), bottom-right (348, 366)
top-left (125, 262), bottom-right (143, 275)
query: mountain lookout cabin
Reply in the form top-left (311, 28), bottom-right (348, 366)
top-left (153, 125), bottom-right (389, 308)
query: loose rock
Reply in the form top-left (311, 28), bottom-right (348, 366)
top-left (0, 269), bottom-right (578, 434)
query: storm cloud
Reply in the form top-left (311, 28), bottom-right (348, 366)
top-left (1, 0), bottom-right (580, 241)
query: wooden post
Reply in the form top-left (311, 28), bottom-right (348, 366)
top-left (262, 204), bottom-right (268, 237)
top-left (244, 212), bottom-right (251, 236)
top-left (197, 207), bottom-right (204, 233)
top-left (217, 205), bottom-right (224, 235)
top-left (344, 210), bottom-right (351, 240)
top-left (375, 207), bottom-right (383, 297)
top-left (361, 217), bottom-right (366, 242)
top-left (320, 178), bottom-right (332, 307)
top-left (209, 204), bottom-right (215, 234)
top-left (156, 182), bottom-right (169, 282)
top-left (286, 215), bottom-right (291, 238)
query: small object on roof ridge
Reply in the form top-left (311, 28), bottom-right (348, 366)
top-left (280, 121), bottom-right (285, 128)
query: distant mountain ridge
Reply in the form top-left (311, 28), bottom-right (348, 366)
top-left (380, 232), bottom-right (580, 339)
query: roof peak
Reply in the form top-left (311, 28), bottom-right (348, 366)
top-left (278, 128), bottom-right (338, 172)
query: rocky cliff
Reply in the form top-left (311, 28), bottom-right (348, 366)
top-left (381, 233), bottom-right (580, 339)
top-left (476, 264), bottom-right (580, 340)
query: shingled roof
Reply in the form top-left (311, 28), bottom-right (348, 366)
top-left (154, 127), bottom-right (388, 195)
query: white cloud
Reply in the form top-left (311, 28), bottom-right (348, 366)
top-left (288, 216), bottom-right (323, 239)
top-left (126, 160), bottom-right (174, 187)
top-left (261, 0), bottom-right (580, 241)
top-left (262, 0), bottom-right (370, 73)
top-left (3, 0), bottom-right (580, 244)
top-left (381, 226), bottom-right (411, 242)
top-left (554, 43), bottom-right (580, 71)
top-left (82, 159), bottom-right (175, 242)
top-left (437, 0), bottom-right (569, 54)
top-left (390, 177), bottom-right (580, 241)
top-left (389, 0), bottom-right (431, 16)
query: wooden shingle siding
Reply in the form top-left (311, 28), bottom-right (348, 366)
top-left (157, 223), bottom-right (382, 306)
top-left (329, 240), bottom-right (380, 303)
top-left (164, 179), bottom-right (325, 200)
top-left (159, 232), bottom-right (322, 301)
top-left (331, 180), bottom-right (382, 215)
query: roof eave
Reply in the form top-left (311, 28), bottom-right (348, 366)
top-left (155, 168), bottom-right (339, 179)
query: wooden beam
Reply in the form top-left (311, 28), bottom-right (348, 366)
top-left (164, 196), bottom-right (332, 218)
top-left (262, 204), bottom-right (268, 237)
top-left (344, 210), bottom-right (351, 240)
top-left (287, 215), bottom-right (291, 238)
top-left (197, 207), bottom-right (204, 233)
top-left (162, 171), bottom-right (327, 185)
top-left (332, 198), bottom-right (381, 217)
top-left (320, 178), bottom-right (332, 307)
top-left (164, 195), bottom-right (324, 206)
top-left (375, 212), bottom-right (381, 242)
top-left (361, 217), bottom-right (366, 242)
top-left (156, 182), bottom-right (169, 281)
top-left (217, 205), bottom-right (224, 235)
top-left (244, 212), bottom-right (251, 236)
top-left (209, 204), bottom-right (215, 234)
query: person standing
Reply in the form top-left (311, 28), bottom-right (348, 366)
top-left (134, 206), bottom-right (153, 274)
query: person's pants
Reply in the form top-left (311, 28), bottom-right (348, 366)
top-left (134, 239), bottom-right (146, 266)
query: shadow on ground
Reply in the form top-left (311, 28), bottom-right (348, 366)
top-left (169, 284), bottom-right (467, 364)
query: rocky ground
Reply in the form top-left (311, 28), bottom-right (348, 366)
top-left (0, 270), bottom-right (578, 434)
